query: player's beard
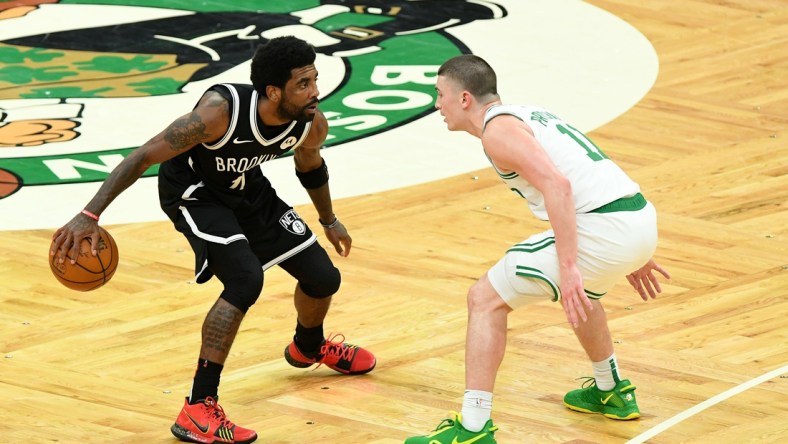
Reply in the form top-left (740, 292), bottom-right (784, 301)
top-left (278, 94), bottom-right (318, 121)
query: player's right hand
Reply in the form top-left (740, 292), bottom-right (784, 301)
top-left (50, 213), bottom-right (101, 264)
top-left (559, 264), bottom-right (592, 328)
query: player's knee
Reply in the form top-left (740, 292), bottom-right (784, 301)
top-left (467, 282), bottom-right (484, 311)
top-left (299, 265), bottom-right (341, 299)
top-left (467, 279), bottom-right (506, 313)
top-left (220, 266), bottom-right (264, 313)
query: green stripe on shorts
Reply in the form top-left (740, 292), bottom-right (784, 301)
top-left (508, 236), bottom-right (555, 253)
top-left (515, 265), bottom-right (560, 302)
top-left (584, 289), bottom-right (607, 299)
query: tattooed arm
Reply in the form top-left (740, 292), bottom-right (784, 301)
top-left (50, 91), bottom-right (230, 262)
top-left (88, 91), bottom-right (229, 214)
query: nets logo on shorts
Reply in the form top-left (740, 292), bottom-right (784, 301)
top-left (0, 0), bottom-right (507, 200)
top-left (279, 209), bottom-right (307, 236)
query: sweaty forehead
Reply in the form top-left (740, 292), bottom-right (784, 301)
top-left (290, 64), bottom-right (317, 81)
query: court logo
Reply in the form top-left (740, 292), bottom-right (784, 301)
top-left (0, 0), bottom-right (506, 200)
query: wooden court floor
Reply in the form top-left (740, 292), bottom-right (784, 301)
top-left (1, 1), bottom-right (786, 443)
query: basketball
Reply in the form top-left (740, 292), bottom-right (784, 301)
top-left (49, 227), bottom-right (119, 291)
top-left (0, 167), bottom-right (22, 199)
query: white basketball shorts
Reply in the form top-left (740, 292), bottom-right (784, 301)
top-left (487, 202), bottom-right (658, 309)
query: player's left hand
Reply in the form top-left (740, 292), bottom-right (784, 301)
top-left (559, 264), bottom-right (593, 328)
top-left (323, 219), bottom-right (352, 257)
top-left (627, 258), bottom-right (670, 301)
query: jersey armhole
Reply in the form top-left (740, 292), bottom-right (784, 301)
top-left (482, 108), bottom-right (526, 135)
top-left (202, 84), bottom-right (239, 150)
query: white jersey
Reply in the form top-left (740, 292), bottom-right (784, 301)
top-left (483, 104), bottom-right (640, 220)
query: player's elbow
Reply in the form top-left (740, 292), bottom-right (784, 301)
top-left (551, 175), bottom-right (572, 198)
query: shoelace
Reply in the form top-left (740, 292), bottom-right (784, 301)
top-left (432, 412), bottom-right (498, 433)
top-left (577, 376), bottom-right (598, 389)
top-left (575, 376), bottom-right (637, 394)
top-left (203, 397), bottom-right (236, 429)
top-left (432, 411), bottom-right (460, 432)
top-left (314, 332), bottom-right (357, 369)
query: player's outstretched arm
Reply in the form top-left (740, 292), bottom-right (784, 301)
top-left (293, 110), bottom-right (351, 257)
top-left (50, 91), bottom-right (230, 263)
top-left (626, 258), bottom-right (671, 301)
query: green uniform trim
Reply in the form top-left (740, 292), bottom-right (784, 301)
top-left (589, 193), bottom-right (647, 214)
top-left (515, 265), bottom-right (560, 302)
top-left (585, 289), bottom-right (606, 299)
top-left (508, 236), bottom-right (555, 253)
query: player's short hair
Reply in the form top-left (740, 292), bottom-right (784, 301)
top-left (250, 36), bottom-right (316, 95)
top-left (438, 54), bottom-right (498, 99)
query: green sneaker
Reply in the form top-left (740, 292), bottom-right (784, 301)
top-left (563, 377), bottom-right (641, 420)
top-left (404, 412), bottom-right (498, 444)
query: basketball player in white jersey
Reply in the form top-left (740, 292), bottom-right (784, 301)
top-left (405, 55), bottom-right (670, 443)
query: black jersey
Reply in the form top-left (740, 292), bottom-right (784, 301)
top-left (158, 83), bottom-right (312, 212)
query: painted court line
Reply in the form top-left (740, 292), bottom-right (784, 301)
top-left (626, 364), bottom-right (788, 444)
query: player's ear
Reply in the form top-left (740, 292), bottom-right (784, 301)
top-left (266, 85), bottom-right (281, 102)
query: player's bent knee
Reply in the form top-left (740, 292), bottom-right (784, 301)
top-left (219, 267), bottom-right (264, 313)
top-left (467, 278), bottom-right (508, 313)
top-left (299, 266), bottom-right (341, 299)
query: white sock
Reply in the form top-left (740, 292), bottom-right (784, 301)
top-left (592, 353), bottom-right (621, 391)
top-left (461, 390), bottom-right (493, 432)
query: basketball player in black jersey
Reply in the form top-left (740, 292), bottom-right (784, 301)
top-left (50, 36), bottom-right (376, 444)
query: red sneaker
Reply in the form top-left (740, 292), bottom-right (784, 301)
top-left (284, 333), bottom-right (376, 375)
top-left (171, 397), bottom-right (257, 444)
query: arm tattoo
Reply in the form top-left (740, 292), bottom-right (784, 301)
top-left (164, 113), bottom-right (209, 151)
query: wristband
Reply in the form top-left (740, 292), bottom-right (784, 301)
top-left (81, 209), bottom-right (100, 221)
top-left (296, 158), bottom-right (329, 189)
top-left (319, 216), bottom-right (339, 229)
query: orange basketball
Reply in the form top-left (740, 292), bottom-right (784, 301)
top-left (49, 226), bottom-right (119, 291)
top-left (0, 167), bottom-right (22, 199)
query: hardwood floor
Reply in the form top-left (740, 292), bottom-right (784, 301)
top-left (1, 1), bottom-right (786, 443)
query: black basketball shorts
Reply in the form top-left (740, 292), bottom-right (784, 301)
top-left (168, 195), bottom-right (316, 284)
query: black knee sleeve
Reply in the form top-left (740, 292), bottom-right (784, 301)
top-left (207, 241), bottom-right (264, 313)
top-left (299, 265), bottom-right (341, 299)
top-left (219, 267), bottom-right (264, 313)
top-left (280, 243), bottom-right (341, 299)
